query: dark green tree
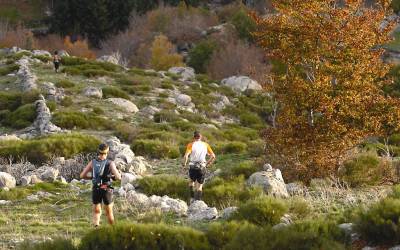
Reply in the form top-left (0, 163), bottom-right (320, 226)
top-left (50, 0), bottom-right (135, 47)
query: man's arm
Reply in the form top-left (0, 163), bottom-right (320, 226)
top-left (109, 162), bottom-right (121, 180)
top-left (80, 161), bottom-right (93, 180)
top-left (183, 152), bottom-right (190, 167)
top-left (206, 153), bottom-right (216, 167)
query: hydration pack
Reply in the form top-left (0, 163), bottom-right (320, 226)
top-left (92, 159), bottom-right (111, 188)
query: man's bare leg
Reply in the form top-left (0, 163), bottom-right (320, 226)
top-left (93, 204), bottom-right (102, 226)
top-left (104, 203), bottom-right (115, 225)
top-left (194, 182), bottom-right (203, 200)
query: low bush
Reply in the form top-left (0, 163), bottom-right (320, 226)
top-left (0, 133), bottom-right (100, 164)
top-left (32, 55), bottom-right (51, 63)
top-left (138, 174), bottom-right (188, 200)
top-left (0, 91), bottom-right (22, 110)
top-left (247, 139), bottom-right (265, 157)
top-left (60, 96), bottom-right (73, 107)
top-left (102, 86), bottom-right (130, 100)
top-left (356, 197), bottom-right (400, 245)
top-left (230, 8), bottom-right (257, 41)
top-left (19, 238), bottom-right (76, 250)
top-left (188, 40), bottom-right (216, 74)
top-left (205, 221), bottom-right (249, 250)
top-left (1, 104), bottom-right (36, 129)
top-left (0, 63), bottom-right (19, 76)
top-left (339, 152), bottom-right (388, 187)
top-left (215, 141), bottom-right (248, 154)
top-left (80, 223), bottom-right (210, 250)
top-left (203, 176), bottom-right (263, 208)
top-left (222, 161), bottom-right (260, 179)
top-left (61, 57), bottom-right (122, 77)
top-left (55, 79), bottom-right (75, 88)
top-left (52, 111), bottom-right (111, 130)
top-left (225, 220), bottom-right (346, 250)
top-left (231, 197), bottom-right (288, 226)
top-left (153, 111), bottom-right (181, 123)
top-left (131, 139), bottom-right (180, 159)
top-left (239, 112), bottom-right (264, 128)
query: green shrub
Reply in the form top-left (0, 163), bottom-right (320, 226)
top-left (356, 198), bottom-right (400, 245)
top-left (1, 104), bottom-right (36, 129)
top-left (161, 81), bottom-right (174, 89)
top-left (339, 153), bottom-right (383, 187)
top-left (216, 141), bottom-right (248, 154)
top-left (131, 139), bottom-right (180, 159)
top-left (60, 96), bottom-right (73, 107)
top-left (0, 91), bottom-right (22, 110)
top-left (18, 238), bottom-right (76, 250)
top-left (288, 197), bottom-right (312, 220)
top-left (114, 122), bottom-right (137, 142)
top-left (389, 133), bottom-right (400, 146)
top-left (92, 107), bottom-right (105, 115)
top-left (171, 121), bottom-right (196, 131)
top-left (0, 64), bottom-right (19, 76)
top-left (80, 223), bottom-right (210, 250)
top-left (129, 67), bottom-right (159, 77)
top-left (204, 176), bottom-right (263, 208)
top-left (55, 80), bottom-right (75, 88)
top-left (239, 112), bottom-right (264, 128)
top-left (392, 0), bottom-right (400, 13)
top-left (230, 8), bottom-right (257, 41)
top-left (102, 86), bottom-right (130, 100)
top-left (154, 111), bottom-right (181, 123)
top-left (138, 175), bottom-right (188, 200)
top-left (47, 100), bottom-right (57, 112)
top-left (0, 133), bottom-right (100, 164)
top-left (61, 58), bottom-right (121, 77)
top-left (247, 139), bottom-right (264, 157)
top-left (231, 197), bottom-right (288, 226)
top-left (223, 161), bottom-right (259, 179)
top-left (52, 111), bottom-right (111, 130)
top-left (225, 220), bottom-right (346, 250)
top-left (205, 221), bottom-right (248, 250)
top-left (21, 90), bottom-right (41, 104)
top-left (188, 40), bottom-right (216, 73)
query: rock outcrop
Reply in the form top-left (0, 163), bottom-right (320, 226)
top-left (247, 164), bottom-right (289, 198)
top-left (187, 200), bottom-right (218, 221)
top-left (0, 172), bottom-right (16, 189)
top-left (168, 67), bottom-right (196, 81)
top-left (221, 76), bottom-right (262, 92)
top-left (107, 98), bottom-right (139, 113)
top-left (16, 57), bottom-right (38, 92)
top-left (33, 95), bottom-right (62, 136)
top-left (83, 87), bottom-right (103, 99)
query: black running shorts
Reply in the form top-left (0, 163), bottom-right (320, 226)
top-left (92, 187), bottom-right (113, 205)
top-left (189, 167), bottom-right (205, 184)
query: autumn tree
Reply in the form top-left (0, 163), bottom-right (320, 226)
top-left (252, 0), bottom-right (400, 181)
top-left (150, 34), bottom-right (184, 70)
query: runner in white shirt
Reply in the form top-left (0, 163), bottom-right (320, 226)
top-left (182, 131), bottom-right (216, 202)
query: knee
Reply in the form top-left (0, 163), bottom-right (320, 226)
top-left (93, 206), bottom-right (101, 214)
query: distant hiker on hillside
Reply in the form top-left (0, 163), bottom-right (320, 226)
top-left (182, 131), bottom-right (216, 202)
top-left (53, 51), bottom-right (61, 73)
top-left (80, 143), bottom-right (121, 228)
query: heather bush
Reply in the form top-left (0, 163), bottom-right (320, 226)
top-left (138, 174), bottom-right (188, 200)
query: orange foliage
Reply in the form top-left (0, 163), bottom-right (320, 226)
top-left (252, 0), bottom-right (400, 181)
top-left (63, 36), bottom-right (95, 59)
top-left (0, 24), bottom-right (36, 49)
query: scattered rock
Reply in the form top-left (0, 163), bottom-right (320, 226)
top-left (20, 176), bottom-right (32, 186)
top-left (58, 50), bottom-right (69, 57)
top-left (0, 200), bottom-right (11, 205)
top-left (247, 166), bottom-right (289, 198)
top-left (175, 94), bottom-right (192, 106)
top-left (97, 55), bottom-right (120, 65)
top-left (83, 87), bottom-right (103, 99)
top-left (126, 190), bottom-right (150, 209)
top-left (168, 67), bottom-right (196, 81)
top-left (140, 106), bottom-right (161, 119)
top-left (123, 183), bottom-right (135, 191)
top-left (42, 82), bottom-right (65, 102)
top-left (188, 200), bottom-right (218, 221)
top-left (221, 207), bottom-right (238, 220)
top-left (32, 50), bottom-right (51, 57)
top-left (107, 98), bottom-right (139, 113)
top-left (362, 247), bottom-right (377, 250)
top-left (27, 194), bottom-right (39, 201)
top-left (0, 134), bottom-right (20, 141)
top-left (35, 166), bottom-right (59, 182)
top-left (0, 172), bottom-right (16, 189)
top-left (30, 175), bottom-right (43, 184)
top-left (106, 137), bottom-right (135, 166)
top-left (389, 246), bottom-right (400, 250)
top-left (148, 195), bottom-right (188, 216)
top-left (221, 76), bottom-right (262, 92)
top-left (121, 173), bottom-right (139, 186)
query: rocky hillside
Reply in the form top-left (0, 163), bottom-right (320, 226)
top-left (0, 48), bottom-right (399, 250)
